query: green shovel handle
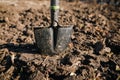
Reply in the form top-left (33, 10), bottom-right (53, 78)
top-left (51, 0), bottom-right (59, 27)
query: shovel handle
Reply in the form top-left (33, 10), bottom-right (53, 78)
top-left (51, 0), bottom-right (59, 27)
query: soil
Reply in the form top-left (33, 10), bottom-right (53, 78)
top-left (0, 0), bottom-right (120, 80)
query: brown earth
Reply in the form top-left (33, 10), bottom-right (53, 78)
top-left (0, 0), bottom-right (120, 80)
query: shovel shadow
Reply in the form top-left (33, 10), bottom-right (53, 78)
top-left (0, 43), bottom-right (39, 54)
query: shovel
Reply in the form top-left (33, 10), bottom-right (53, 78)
top-left (34, 0), bottom-right (73, 54)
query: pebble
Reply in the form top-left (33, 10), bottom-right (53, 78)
top-left (70, 72), bottom-right (76, 76)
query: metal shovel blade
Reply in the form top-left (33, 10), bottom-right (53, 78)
top-left (34, 27), bottom-right (54, 54)
top-left (34, 26), bottom-right (73, 54)
top-left (55, 26), bottom-right (73, 53)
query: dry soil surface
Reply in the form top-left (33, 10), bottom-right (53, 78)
top-left (0, 0), bottom-right (120, 80)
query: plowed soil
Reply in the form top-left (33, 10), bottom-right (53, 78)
top-left (0, 0), bottom-right (120, 80)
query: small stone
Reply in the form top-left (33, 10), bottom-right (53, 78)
top-left (68, 42), bottom-right (73, 49)
top-left (4, 17), bottom-right (9, 23)
top-left (70, 72), bottom-right (76, 76)
top-left (116, 65), bottom-right (120, 71)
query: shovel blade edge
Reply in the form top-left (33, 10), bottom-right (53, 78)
top-left (34, 27), bottom-right (54, 54)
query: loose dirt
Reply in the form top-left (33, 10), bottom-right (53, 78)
top-left (0, 0), bottom-right (120, 80)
